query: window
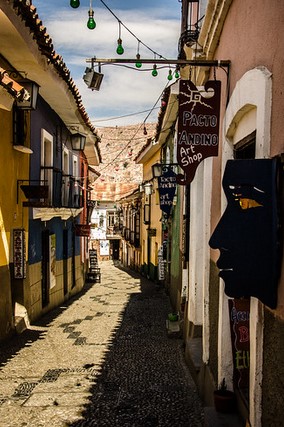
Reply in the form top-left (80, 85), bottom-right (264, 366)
top-left (13, 107), bottom-right (27, 146)
top-left (73, 155), bottom-right (80, 207)
top-left (234, 130), bottom-right (256, 159)
top-left (62, 147), bottom-right (69, 206)
top-left (107, 212), bottom-right (115, 227)
top-left (41, 129), bottom-right (54, 204)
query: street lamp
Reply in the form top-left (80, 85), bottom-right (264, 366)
top-left (71, 132), bottom-right (86, 151)
top-left (83, 67), bottom-right (104, 91)
top-left (152, 162), bottom-right (178, 179)
top-left (143, 204), bottom-right (150, 225)
top-left (152, 162), bottom-right (163, 178)
top-left (144, 182), bottom-right (153, 195)
top-left (16, 79), bottom-right (39, 110)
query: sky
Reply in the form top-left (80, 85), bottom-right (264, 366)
top-left (33, 0), bottom-right (182, 128)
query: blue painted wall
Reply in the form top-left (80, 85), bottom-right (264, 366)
top-left (28, 95), bottom-right (81, 265)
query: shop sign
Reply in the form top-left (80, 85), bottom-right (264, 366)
top-left (228, 299), bottom-right (250, 392)
top-left (158, 167), bottom-right (177, 218)
top-left (50, 234), bottom-right (56, 289)
top-left (158, 247), bottom-right (165, 280)
top-left (75, 224), bottom-right (91, 237)
top-left (177, 80), bottom-right (221, 184)
top-left (100, 240), bottom-right (109, 256)
top-left (89, 249), bottom-right (98, 271)
top-left (13, 228), bottom-right (26, 279)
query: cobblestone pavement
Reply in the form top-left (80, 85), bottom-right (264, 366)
top-left (0, 261), bottom-right (204, 427)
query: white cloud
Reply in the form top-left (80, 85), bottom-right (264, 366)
top-left (35, 3), bottom-right (181, 126)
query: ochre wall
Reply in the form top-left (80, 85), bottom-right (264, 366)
top-left (0, 108), bottom-right (30, 339)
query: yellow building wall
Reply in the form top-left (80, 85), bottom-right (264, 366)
top-left (141, 153), bottom-right (162, 276)
top-left (0, 107), bottom-right (30, 339)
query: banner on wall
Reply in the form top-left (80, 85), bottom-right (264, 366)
top-left (75, 224), bottom-right (91, 237)
top-left (177, 80), bottom-right (221, 184)
top-left (100, 240), bottom-right (109, 256)
top-left (228, 299), bottom-right (250, 393)
top-left (50, 234), bottom-right (56, 289)
top-left (158, 166), bottom-right (177, 218)
top-left (13, 229), bottom-right (26, 279)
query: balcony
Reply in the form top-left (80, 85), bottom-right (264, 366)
top-left (27, 168), bottom-right (84, 222)
top-left (18, 180), bottom-right (49, 207)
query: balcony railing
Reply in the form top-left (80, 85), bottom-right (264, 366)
top-left (39, 166), bottom-right (83, 209)
top-left (18, 180), bottom-right (49, 206)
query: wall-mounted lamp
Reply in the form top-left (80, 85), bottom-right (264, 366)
top-left (143, 204), bottom-right (150, 225)
top-left (144, 182), bottom-right (153, 195)
top-left (83, 67), bottom-right (104, 91)
top-left (152, 162), bottom-right (178, 179)
top-left (16, 79), bottom-right (39, 110)
top-left (71, 132), bottom-right (86, 151)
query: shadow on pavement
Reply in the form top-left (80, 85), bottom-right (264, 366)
top-left (66, 264), bottom-right (204, 427)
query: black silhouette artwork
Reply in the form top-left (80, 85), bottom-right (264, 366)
top-left (209, 158), bottom-right (281, 309)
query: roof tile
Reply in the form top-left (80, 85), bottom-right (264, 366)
top-left (9, 0), bottom-right (101, 161)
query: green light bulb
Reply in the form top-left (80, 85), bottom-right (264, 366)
top-left (87, 10), bottom-right (96, 30)
top-left (152, 65), bottom-right (158, 77)
top-left (167, 70), bottom-right (173, 81)
top-left (135, 54), bottom-right (142, 68)
top-left (116, 39), bottom-right (124, 55)
top-left (70, 0), bottom-right (80, 8)
top-left (175, 70), bottom-right (180, 79)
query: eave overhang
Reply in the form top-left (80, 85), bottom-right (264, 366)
top-left (0, 2), bottom-right (102, 165)
top-left (32, 207), bottom-right (83, 222)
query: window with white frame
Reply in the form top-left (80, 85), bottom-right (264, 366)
top-left (73, 154), bottom-right (80, 207)
top-left (62, 147), bottom-right (69, 206)
top-left (41, 129), bottom-right (54, 204)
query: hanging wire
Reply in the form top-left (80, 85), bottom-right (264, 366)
top-left (96, 81), bottom-right (170, 171)
top-left (98, 0), bottom-right (168, 60)
top-left (143, 80), bottom-right (170, 127)
top-left (71, 0), bottom-right (175, 60)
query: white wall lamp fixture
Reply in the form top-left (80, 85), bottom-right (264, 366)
top-left (83, 65), bottom-right (104, 91)
top-left (144, 182), bottom-right (153, 195)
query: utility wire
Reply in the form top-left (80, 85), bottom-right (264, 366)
top-left (92, 99), bottom-right (176, 125)
top-left (92, 106), bottom-right (160, 123)
top-left (97, 80), bottom-right (171, 172)
top-left (98, 0), bottom-right (168, 60)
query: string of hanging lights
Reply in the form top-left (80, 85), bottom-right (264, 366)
top-left (69, 0), bottom-right (180, 81)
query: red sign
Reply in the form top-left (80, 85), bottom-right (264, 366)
top-left (75, 224), bottom-right (90, 237)
top-left (177, 80), bottom-right (221, 184)
top-left (228, 299), bottom-right (250, 392)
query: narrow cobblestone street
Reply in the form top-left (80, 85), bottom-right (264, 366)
top-left (0, 261), bottom-right (204, 427)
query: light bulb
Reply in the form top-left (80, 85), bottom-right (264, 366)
top-left (70, 0), bottom-right (80, 8)
top-left (175, 69), bottom-right (180, 79)
top-left (116, 38), bottom-right (124, 55)
top-left (152, 65), bottom-right (158, 77)
top-left (87, 9), bottom-right (96, 30)
top-left (167, 70), bottom-right (173, 81)
top-left (135, 53), bottom-right (142, 68)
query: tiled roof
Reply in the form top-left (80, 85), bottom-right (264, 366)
top-left (91, 182), bottom-right (138, 202)
top-left (0, 67), bottom-right (28, 100)
top-left (10, 0), bottom-right (101, 162)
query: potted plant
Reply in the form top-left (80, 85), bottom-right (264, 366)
top-left (213, 378), bottom-right (236, 413)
